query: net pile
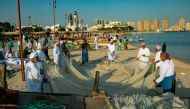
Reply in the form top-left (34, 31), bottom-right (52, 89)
top-left (112, 93), bottom-right (188, 109)
top-left (44, 56), bottom-right (157, 96)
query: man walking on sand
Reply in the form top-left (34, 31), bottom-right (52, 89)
top-left (154, 52), bottom-right (175, 93)
top-left (107, 40), bottom-right (116, 63)
top-left (53, 42), bottom-right (62, 73)
top-left (94, 35), bottom-right (99, 50)
top-left (137, 42), bottom-right (150, 70)
top-left (81, 39), bottom-right (90, 65)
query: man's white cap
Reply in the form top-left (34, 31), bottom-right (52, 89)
top-left (141, 42), bottom-right (146, 46)
top-left (60, 40), bottom-right (64, 44)
top-left (29, 52), bottom-right (37, 59)
top-left (155, 45), bottom-right (161, 50)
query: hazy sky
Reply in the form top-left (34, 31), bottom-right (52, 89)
top-left (0, 0), bottom-right (190, 26)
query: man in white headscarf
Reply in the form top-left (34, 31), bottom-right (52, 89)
top-left (36, 45), bottom-right (46, 74)
top-left (25, 52), bottom-right (43, 92)
top-left (94, 35), bottom-right (99, 50)
top-left (36, 46), bottom-right (46, 62)
top-left (154, 52), bottom-right (175, 93)
top-left (137, 42), bottom-right (150, 70)
top-left (107, 40), bottom-right (116, 63)
top-left (53, 42), bottom-right (62, 73)
top-left (154, 45), bottom-right (162, 70)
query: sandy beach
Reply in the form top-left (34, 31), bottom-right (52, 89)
top-left (6, 42), bottom-right (190, 93)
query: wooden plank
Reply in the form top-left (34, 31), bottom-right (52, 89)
top-left (85, 97), bottom-right (107, 109)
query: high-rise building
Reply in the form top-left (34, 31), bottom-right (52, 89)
top-left (144, 19), bottom-right (151, 31)
top-left (152, 19), bottom-right (159, 31)
top-left (105, 20), bottom-right (109, 25)
top-left (174, 23), bottom-right (179, 31)
top-left (73, 11), bottom-right (78, 27)
top-left (186, 23), bottom-right (190, 30)
top-left (95, 19), bottom-right (99, 26)
top-left (162, 19), bottom-right (169, 31)
top-left (68, 13), bottom-right (73, 27)
top-left (179, 17), bottom-right (186, 30)
top-left (79, 19), bottom-right (83, 27)
top-left (66, 11), bottom-right (86, 31)
top-left (137, 20), bottom-right (144, 32)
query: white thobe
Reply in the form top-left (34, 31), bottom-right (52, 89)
top-left (36, 42), bottom-right (42, 49)
top-left (107, 44), bottom-right (116, 61)
top-left (37, 50), bottom-right (46, 62)
top-left (94, 37), bottom-right (99, 50)
top-left (156, 59), bottom-right (175, 83)
top-left (5, 51), bottom-right (12, 58)
top-left (25, 61), bottom-right (42, 92)
top-left (53, 46), bottom-right (62, 73)
top-left (155, 51), bottom-right (162, 70)
top-left (137, 47), bottom-right (150, 69)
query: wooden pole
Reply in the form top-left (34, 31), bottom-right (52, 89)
top-left (93, 71), bottom-right (100, 93)
top-left (17, 0), bottom-right (25, 81)
top-left (53, 0), bottom-right (56, 33)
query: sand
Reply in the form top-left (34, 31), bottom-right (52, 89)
top-left (5, 43), bottom-right (190, 93)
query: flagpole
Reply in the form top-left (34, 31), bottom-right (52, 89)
top-left (17, 0), bottom-right (25, 81)
top-left (52, 0), bottom-right (56, 34)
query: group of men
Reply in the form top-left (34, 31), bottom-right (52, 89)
top-left (137, 42), bottom-right (175, 93)
top-left (24, 34), bottom-right (175, 94)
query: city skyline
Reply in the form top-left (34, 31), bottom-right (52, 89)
top-left (0, 0), bottom-right (190, 26)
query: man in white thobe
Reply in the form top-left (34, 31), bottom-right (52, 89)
top-left (94, 36), bottom-right (99, 50)
top-left (137, 42), bottom-right (150, 70)
top-left (36, 46), bottom-right (46, 62)
top-left (107, 41), bottom-right (116, 62)
top-left (36, 46), bottom-right (46, 74)
top-left (53, 42), bottom-right (62, 74)
top-left (154, 45), bottom-right (162, 70)
top-left (25, 52), bottom-right (43, 92)
top-left (154, 52), bottom-right (175, 93)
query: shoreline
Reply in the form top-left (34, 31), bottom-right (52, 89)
top-left (129, 43), bottom-right (190, 64)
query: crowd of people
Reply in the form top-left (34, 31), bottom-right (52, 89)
top-left (0, 33), bottom-right (176, 94)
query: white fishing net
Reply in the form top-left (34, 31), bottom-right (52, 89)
top-left (112, 93), bottom-right (188, 109)
top-left (43, 56), bottom-right (157, 96)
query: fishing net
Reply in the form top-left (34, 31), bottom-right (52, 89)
top-left (43, 56), bottom-right (157, 96)
top-left (111, 93), bottom-right (188, 109)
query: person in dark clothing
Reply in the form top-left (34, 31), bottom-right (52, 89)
top-left (60, 40), bottom-right (70, 59)
top-left (0, 41), bottom-right (5, 51)
top-left (43, 40), bottom-right (49, 60)
top-left (23, 47), bottom-right (29, 59)
top-left (81, 39), bottom-right (89, 64)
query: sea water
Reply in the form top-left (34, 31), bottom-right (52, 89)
top-left (128, 32), bottom-right (190, 62)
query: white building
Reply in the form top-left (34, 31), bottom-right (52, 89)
top-left (45, 24), bottom-right (61, 31)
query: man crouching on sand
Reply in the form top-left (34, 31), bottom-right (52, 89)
top-left (154, 52), bottom-right (175, 93)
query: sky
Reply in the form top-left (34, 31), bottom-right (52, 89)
top-left (0, 0), bottom-right (190, 27)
